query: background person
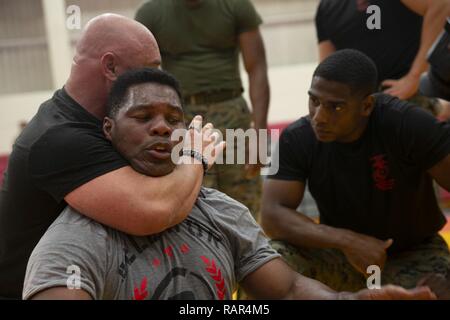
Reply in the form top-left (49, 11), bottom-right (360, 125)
top-left (135, 0), bottom-right (270, 219)
top-left (261, 50), bottom-right (450, 297)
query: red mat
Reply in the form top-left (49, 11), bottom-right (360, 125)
top-left (0, 155), bottom-right (8, 186)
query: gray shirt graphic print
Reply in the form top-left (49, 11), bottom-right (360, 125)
top-left (23, 188), bottom-right (279, 300)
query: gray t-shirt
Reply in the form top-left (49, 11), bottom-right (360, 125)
top-left (23, 188), bottom-right (279, 300)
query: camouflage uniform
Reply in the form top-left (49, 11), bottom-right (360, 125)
top-left (271, 234), bottom-right (450, 292)
top-left (184, 96), bottom-right (262, 220)
top-left (378, 84), bottom-right (442, 116)
top-left (407, 94), bottom-right (441, 116)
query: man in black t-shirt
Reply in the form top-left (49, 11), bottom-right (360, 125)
top-left (261, 50), bottom-right (450, 295)
top-left (315, 0), bottom-right (450, 115)
top-left (0, 14), bottom-right (223, 299)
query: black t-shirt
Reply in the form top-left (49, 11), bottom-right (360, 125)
top-left (315, 0), bottom-right (422, 83)
top-left (271, 94), bottom-right (450, 253)
top-left (0, 89), bottom-right (128, 298)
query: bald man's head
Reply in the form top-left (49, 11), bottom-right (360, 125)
top-left (73, 14), bottom-right (161, 81)
top-left (65, 14), bottom-right (161, 118)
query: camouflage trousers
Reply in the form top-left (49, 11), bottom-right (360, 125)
top-left (408, 94), bottom-right (441, 116)
top-left (377, 85), bottom-right (441, 116)
top-left (183, 96), bottom-right (262, 220)
top-left (271, 234), bottom-right (450, 292)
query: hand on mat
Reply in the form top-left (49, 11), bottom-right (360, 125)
top-left (351, 285), bottom-right (436, 300)
top-left (417, 273), bottom-right (450, 300)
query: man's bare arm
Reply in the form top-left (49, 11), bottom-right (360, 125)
top-left (65, 163), bottom-right (203, 236)
top-left (239, 28), bottom-right (270, 132)
top-left (318, 40), bottom-right (336, 62)
top-left (261, 179), bottom-right (351, 249)
top-left (241, 258), bottom-right (436, 300)
top-left (383, 0), bottom-right (450, 99)
top-left (30, 287), bottom-right (92, 300)
top-left (261, 179), bottom-right (393, 274)
top-left (239, 28), bottom-right (270, 176)
top-left (241, 258), bottom-right (336, 299)
top-left (66, 117), bottom-right (225, 236)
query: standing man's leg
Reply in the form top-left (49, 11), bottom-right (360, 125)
top-left (184, 97), bottom-right (262, 220)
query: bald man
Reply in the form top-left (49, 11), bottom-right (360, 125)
top-left (0, 14), bottom-right (220, 299)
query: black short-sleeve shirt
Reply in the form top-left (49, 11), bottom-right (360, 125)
top-left (270, 94), bottom-right (450, 253)
top-left (315, 0), bottom-right (422, 83)
top-left (0, 89), bottom-right (128, 298)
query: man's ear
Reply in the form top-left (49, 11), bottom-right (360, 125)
top-left (101, 52), bottom-right (117, 81)
top-left (361, 95), bottom-right (375, 117)
top-left (103, 117), bottom-right (114, 142)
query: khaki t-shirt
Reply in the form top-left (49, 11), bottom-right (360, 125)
top-left (136, 0), bottom-right (262, 95)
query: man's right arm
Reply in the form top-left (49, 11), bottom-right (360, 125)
top-left (318, 40), bottom-right (336, 62)
top-left (261, 179), bottom-right (350, 250)
top-left (261, 179), bottom-right (392, 274)
top-left (64, 117), bottom-right (224, 236)
top-left (241, 257), bottom-right (436, 300)
top-left (315, 0), bottom-right (336, 62)
top-left (65, 162), bottom-right (203, 236)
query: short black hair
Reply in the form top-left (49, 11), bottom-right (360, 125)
top-left (107, 68), bottom-right (183, 118)
top-left (313, 49), bottom-right (378, 97)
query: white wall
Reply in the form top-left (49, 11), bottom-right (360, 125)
top-left (0, 0), bottom-right (320, 155)
top-left (0, 63), bottom-right (316, 154)
top-left (0, 91), bottom-right (54, 153)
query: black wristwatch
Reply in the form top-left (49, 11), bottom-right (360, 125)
top-left (182, 149), bottom-right (208, 174)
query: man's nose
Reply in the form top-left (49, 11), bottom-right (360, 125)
top-left (149, 116), bottom-right (171, 136)
top-left (312, 105), bottom-right (328, 125)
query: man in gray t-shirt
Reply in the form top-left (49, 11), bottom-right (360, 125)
top-left (24, 186), bottom-right (275, 300)
top-left (23, 68), bottom-right (436, 300)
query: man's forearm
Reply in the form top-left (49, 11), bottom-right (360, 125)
top-left (153, 160), bottom-right (204, 228)
top-left (263, 204), bottom-right (354, 251)
top-left (408, 1), bottom-right (450, 78)
top-left (248, 66), bottom-right (270, 131)
top-left (285, 273), bottom-right (339, 300)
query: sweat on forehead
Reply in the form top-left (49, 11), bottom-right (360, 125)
top-left (122, 83), bottom-right (182, 112)
top-left (106, 68), bottom-right (183, 118)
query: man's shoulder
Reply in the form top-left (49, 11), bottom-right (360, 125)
top-left (136, 0), bottom-right (181, 32)
top-left (46, 206), bottom-right (109, 239)
top-left (372, 93), bottom-right (429, 123)
top-left (28, 120), bottom-right (105, 157)
top-left (281, 116), bottom-right (316, 143)
top-left (136, 0), bottom-right (170, 16)
top-left (17, 90), bottom-right (100, 153)
top-left (285, 116), bottom-right (313, 130)
top-left (198, 187), bottom-right (248, 212)
top-left (196, 187), bottom-right (253, 224)
top-left (316, 0), bottom-right (348, 14)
